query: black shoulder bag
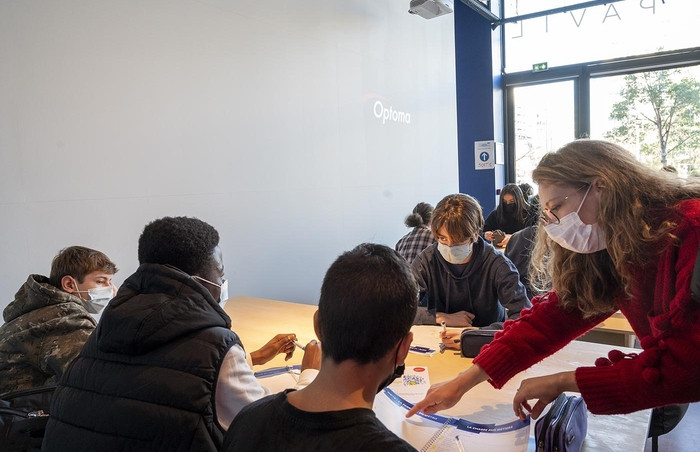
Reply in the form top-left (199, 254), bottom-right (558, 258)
top-left (0, 385), bottom-right (55, 452)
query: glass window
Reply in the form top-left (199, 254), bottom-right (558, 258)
top-left (504, 1), bottom-right (700, 72)
top-left (590, 65), bottom-right (700, 177)
top-left (512, 81), bottom-right (575, 188)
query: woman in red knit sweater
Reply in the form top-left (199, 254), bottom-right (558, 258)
top-left (407, 139), bottom-right (700, 419)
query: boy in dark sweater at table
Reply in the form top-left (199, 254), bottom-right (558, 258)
top-left (222, 243), bottom-right (418, 452)
top-left (412, 193), bottom-right (531, 327)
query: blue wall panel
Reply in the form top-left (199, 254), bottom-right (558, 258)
top-left (454, 0), bottom-right (502, 215)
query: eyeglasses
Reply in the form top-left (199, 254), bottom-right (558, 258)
top-left (540, 184), bottom-right (589, 225)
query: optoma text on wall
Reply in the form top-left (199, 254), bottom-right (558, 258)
top-left (373, 101), bottom-right (411, 125)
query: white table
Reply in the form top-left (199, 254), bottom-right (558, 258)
top-left (224, 296), bottom-right (651, 452)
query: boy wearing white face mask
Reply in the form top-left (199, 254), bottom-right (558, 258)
top-left (411, 193), bottom-right (531, 328)
top-left (0, 246), bottom-right (118, 396)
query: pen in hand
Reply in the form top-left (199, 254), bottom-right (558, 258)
top-left (293, 340), bottom-right (306, 351)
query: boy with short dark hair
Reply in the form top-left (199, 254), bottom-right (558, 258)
top-left (222, 243), bottom-right (418, 452)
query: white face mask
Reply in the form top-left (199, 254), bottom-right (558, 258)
top-left (543, 185), bottom-right (606, 254)
top-left (194, 276), bottom-right (229, 307)
top-left (73, 283), bottom-right (114, 314)
top-left (437, 242), bottom-right (473, 264)
top-left (218, 279), bottom-right (229, 308)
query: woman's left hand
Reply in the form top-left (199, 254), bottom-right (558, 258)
top-left (512, 371), bottom-right (579, 421)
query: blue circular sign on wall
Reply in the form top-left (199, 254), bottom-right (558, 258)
top-left (479, 152), bottom-right (490, 162)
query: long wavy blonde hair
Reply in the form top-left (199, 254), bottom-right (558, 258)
top-left (530, 140), bottom-right (700, 317)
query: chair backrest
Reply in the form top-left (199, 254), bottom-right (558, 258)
top-left (0, 385), bottom-right (55, 452)
top-left (646, 245), bottom-right (700, 451)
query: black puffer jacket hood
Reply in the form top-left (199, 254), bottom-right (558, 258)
top-left (96, 263), bottom-right (231, 355)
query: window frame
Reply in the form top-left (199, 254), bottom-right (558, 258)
top-left (502, 47), bottom-right (700, 182)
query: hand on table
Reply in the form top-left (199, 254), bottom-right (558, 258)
top-left (512, 371), bottom-right (579, 421)
top-left (300, 340), bottom-right (322, 371)
top-left (436, 311), bottom-right (475, 327)
top-left (250, 333), bottom-right (297, 366)
top-left (406, 365), bottom-right (489, 417)
top-left (439, 330), bottom-right (462, 351)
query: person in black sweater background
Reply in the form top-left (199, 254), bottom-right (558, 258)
top-left (483, 183), bottom-right (537, 248)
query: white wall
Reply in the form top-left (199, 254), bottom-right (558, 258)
top-left (0, 0), bottom-right (458, 315)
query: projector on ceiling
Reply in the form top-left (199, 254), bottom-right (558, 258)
top-left (408, 0), bottom-right (454, 19)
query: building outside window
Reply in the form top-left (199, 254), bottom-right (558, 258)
top-left (501, 0), bottom-right (700, 186)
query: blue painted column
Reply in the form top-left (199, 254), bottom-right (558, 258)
top-left (454, 0), bottom-right (504, 215)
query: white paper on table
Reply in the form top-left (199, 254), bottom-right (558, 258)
top-left (373, 388), bottom-right (450, 449)
top-left (389, 365), bottom-right (431, 397)
top-left (373, 388), bottom-right (530, 452)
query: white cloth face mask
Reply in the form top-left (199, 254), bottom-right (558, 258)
top-left (84, 286), bottom-right (114, 314)
top-left (437, 242), bottom-right (473, 264)
top-left (218, 279), bottom-right (229, 308)
top-left (194, 276), bottom-right (228, 307)
top-left (543, 185), bottom-right (606, 254)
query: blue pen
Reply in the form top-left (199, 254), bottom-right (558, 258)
top-left (410, 345), bottom-right (435, 353)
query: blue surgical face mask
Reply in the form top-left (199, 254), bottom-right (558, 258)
top-left (437, 242), bottom-right (473, 264)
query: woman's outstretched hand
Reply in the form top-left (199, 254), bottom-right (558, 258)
top-left (406, 365), bottom-right (489, 417)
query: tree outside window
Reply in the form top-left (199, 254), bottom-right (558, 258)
top-left (603, 66), bottom-right (700, 176)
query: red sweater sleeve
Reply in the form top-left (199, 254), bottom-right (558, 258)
top-left (473, 293), bottom-right (608, 388)
top-left (576, 202), bottom-right (700, 414)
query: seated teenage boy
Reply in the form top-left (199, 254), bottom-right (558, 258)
top-left (412, 193), bottom-right (531, 327)
top-left (0, 246), bottom-right (117, 396)
top-left (222, 243), bottom-right (418, 452)
top-left (42, 216), bottom-right (320, 452)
